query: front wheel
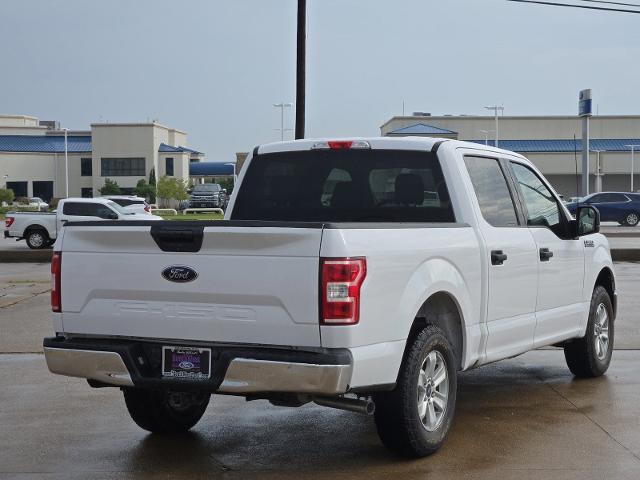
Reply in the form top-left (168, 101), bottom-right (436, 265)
top-left (564, 286), bottom-right (614, 377)
top-left (123, 388), bottom-right (210, 433)
top-left (373, 325), bottom-right (457, 458)
top-left (622, 211), bottom-right (639, 226)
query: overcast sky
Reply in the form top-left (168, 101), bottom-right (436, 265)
top-left (1, 0), bottom-right (639, 161)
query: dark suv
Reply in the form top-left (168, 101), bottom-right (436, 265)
top-left (566, 192), bottom-right (640, 226)
top-left (188, 184), bottom-right (227, 209)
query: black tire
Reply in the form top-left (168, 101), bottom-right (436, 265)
top-left (373, 325), bottom-right (457, 458)
top-left (25, 229), bottom-right (49, 249)
top-left (622, 211), bottom-right (639, 227)
top-left (564, 286), bottom-right (614, 378)
top-left (123, 388), bottom-right (210, 433)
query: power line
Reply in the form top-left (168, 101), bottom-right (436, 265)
top-left (507, 0), bottom-right (640, 13)
top-left (578, 0), bottom-right (640, 7)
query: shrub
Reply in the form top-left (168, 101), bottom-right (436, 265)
top-left (134, 179), bottom-right (155, 201)
top-left (0, 188), bottom-right (14, 205)
top-left (99, 178), bottom-right (122, 195)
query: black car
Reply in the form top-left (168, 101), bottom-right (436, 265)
top-left (188, 184), bottom-right (228, 210)
top-left (566, 191), bottom-right (640, 226)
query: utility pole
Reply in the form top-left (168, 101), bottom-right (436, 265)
top-left (484, 105), bottom-right (504, 148)
top-left (295, 0), bottom-right (306, 139)
top-left (273, 102), bottom-right (293, 141)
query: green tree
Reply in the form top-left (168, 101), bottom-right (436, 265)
top-left (148, 168), bottom-right (157, 203)
top-left (134, 179), bottom-right (156, 201)
top-left (173, 179), bottom-right (189, 202)
top-left (0, 188), bottom-right (14, 204)
top-left (99, 178), bottom-right (122, 195)
top-left (156, 175), bottom-right (175, 207)
top-left (218, 177), bottom-right (234, 195)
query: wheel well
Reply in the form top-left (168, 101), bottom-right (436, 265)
top-left (595, 267), bottom-right (616, 317)
top-left (25, 225), bottom-right (47, 234)
top-left (407, 292), bottom-right (464, 370)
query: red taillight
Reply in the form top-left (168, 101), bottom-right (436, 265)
top-left (5, 216), bottom-right (14, 228)
top-left (144, 204), bottom-right (150, 213)
top-left (51, 252), bottom-right (61, 312)
top-left (320, 257), bottom-right (366, 325)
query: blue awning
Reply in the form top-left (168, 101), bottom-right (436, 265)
top-left (189, 162), bottom-right (234, 176)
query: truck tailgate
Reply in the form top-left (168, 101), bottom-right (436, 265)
top-left (59, 222), bottom-right (323, 347)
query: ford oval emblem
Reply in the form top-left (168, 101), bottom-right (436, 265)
top-left (162, 265), bottom-right (198, 283)
top-left (179, 361), bottom-right (195, 369)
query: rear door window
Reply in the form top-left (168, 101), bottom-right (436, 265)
top-left (232, 149), bottom-right (455, 222)
top-left (464, 156), bottom-right (519, 227)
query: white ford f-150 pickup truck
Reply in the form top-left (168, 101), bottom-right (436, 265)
top-left (44, 138), bottom-right (616, 458)
top-left (4, 197), bottom-right (160, 249)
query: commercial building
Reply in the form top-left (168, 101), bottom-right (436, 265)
top-left (0, 114), bottom-right (205, 201)
top-left (381, 114), bottom-right (640, 197)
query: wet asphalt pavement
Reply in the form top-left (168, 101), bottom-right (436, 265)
top-left (1, 263), bottom-right (639, 479)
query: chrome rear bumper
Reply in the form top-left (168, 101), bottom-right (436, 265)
top-left (44, 345), bottom-right (352, 395)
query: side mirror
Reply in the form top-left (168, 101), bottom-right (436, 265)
top-left (107, 212), bottom-right (118, 220)
top-left (577, 205), bottom-right (600, 236)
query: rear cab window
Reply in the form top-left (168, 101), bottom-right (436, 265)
top-left (232, 149), bottom-right (455, 223)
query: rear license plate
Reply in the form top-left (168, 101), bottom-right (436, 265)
top-left (162, 346), bottom-right (211, 380)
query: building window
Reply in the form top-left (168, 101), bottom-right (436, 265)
top-left (81, 158), bottom-right (92, 176)
top-left (101, 157), bottom-right (145, 176)
top-left (81, 188), bottom-right (93, 198)
top-left (166, 157), bottom-right (174, 176)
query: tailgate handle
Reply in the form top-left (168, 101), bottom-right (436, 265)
top-left (150, 225), bottom-right (204, 252)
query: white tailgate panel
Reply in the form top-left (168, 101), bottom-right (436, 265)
top-left (60, 226), bottom-right (322, 347)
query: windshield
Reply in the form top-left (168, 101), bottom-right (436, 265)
top-left (105, 200), bottom-right (133, 215)
top-left (232, 149), bottom-right (455, 223)
top-left (194, 184), bottom-right (220, 192)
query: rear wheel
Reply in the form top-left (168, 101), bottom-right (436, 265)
top-left (622, 211), bottom-right (639, 226)
top-left (25, 229), bottom-right (49, 249)
top-left (123, 388), bottom-right (210, 433)
top-left (564, 286), bottom-right (614, 377)
top-left (373, 325), bottom-right (457, 458)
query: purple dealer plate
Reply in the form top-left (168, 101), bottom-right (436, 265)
top-left (162, 346), bottom-right (211, 380)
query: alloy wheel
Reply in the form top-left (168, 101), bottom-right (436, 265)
top-left (417, 350), bottom-right (449, 432)
top-left (593, 303), bottom-right (610, 361)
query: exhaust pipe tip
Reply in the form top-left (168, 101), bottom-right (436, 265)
top-left (313, 395), bottom-right (375, 415)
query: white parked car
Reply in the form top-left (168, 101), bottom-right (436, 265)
top-left (43, 138), bottom-right (615, 458)
top-left (102, 195), bottom-right (150, 214)
top-left (4, 197), bottom-right (161, 249)
top-left (29, 197), bottom-right (49, 211)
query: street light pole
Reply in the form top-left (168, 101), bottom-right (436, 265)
top-left (625, 144), bottom-right (640, 192)
top-left (63, 128), bottom-right (69, 198)
top-left (484, 105), bottom-right (504, 148)
top-left (224, 162), bottom-right (237, 185)
top-left (273, 102), bottom-right (293, 141)
top-left (591, 150), bottom-right (604, 193)
top-left (479, 129), bottom-right (495, 146)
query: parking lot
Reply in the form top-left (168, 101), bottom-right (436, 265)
top-left (1, 261), bottom-right (639, 479)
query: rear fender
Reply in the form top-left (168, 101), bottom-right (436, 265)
top-left (397, 257), bottom-right (476, 369)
